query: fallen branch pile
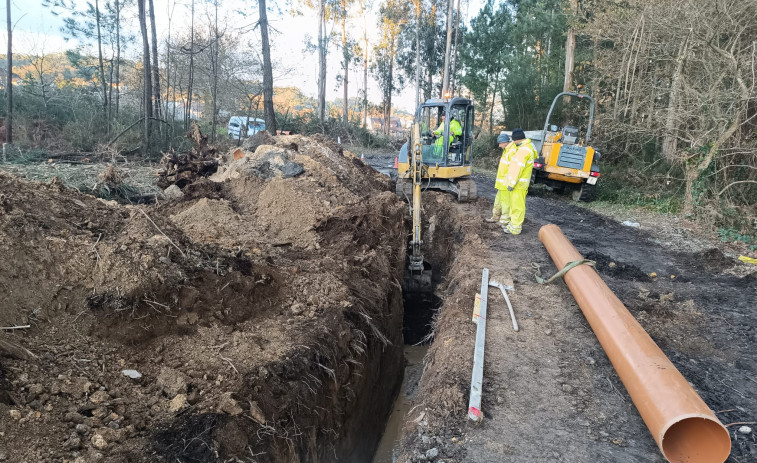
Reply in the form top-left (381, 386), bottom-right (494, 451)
top-left (157, 123), bottom-right (219, 189)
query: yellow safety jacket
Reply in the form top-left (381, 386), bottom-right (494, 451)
top-left (504, 139), bottom-right (538, 191)
top-left (495, 142), bottom-right (517, 190)
top-left (433, 119), bottom-right (462, 147)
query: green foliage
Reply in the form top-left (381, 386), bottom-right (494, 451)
top-left (396, 0), bottom-right (446, 101)
top-left (500, 0), bottom-right (567, 129)
top-left (459, 0), bottom-right (512, 123)
top-left (472, 133), bottom-right (499, 159)
top-left (593, 161), bottom-right (683, 214)
top-left (717, 227), bottom-right (755, 246)
top-left (458, 0), bottom-right (568, 131)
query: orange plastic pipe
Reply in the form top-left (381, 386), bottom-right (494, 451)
top-left (538, 224), bottom-right (730, 463)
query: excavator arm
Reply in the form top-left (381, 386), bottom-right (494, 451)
top-left (405, 123), bottom-right (433, 292)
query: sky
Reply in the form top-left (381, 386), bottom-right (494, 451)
top-left (1, 0), bottom-right (485, 113)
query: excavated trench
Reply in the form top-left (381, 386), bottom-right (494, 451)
top-left (372, 196), bottom-right (456, 462)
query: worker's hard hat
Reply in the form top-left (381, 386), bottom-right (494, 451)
top-left (497, 132), bottom-right (511, 144)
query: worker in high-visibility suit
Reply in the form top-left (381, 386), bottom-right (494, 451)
top-left (432, 114), bottom-right (462, 156)
top-left (494, 128), bottom-right (538, 235)
top-left (486, 132), bottom-right (516, 224)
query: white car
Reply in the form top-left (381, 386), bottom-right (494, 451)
top-left (228, 117), bottom-right (265, 139)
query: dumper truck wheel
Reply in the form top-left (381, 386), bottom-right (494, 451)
top-left (572, 182), bottom-right (596, 202)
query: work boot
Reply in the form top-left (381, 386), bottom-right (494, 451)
top-left (485, 216), bottom-right (500, 223)
top-left (501, 224), bottom-right (511, 234)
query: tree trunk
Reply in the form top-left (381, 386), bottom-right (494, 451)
top-left (363, 31), bottom-right (368, 129)
top-left (148, 0), bottom-right (162, 124)
top-left (107, 55), bottom-right (113, 126)
top-left (95, 0), bottom-right (108, 132)
top-left (317, 0), bottom-right (327, 121)
top-left (414, 0), bottom-right (421, 108)
top-left (210, 0), bottom-right (219, 141)
top-left (185, 0), bottom-right (195, 130)
top-left (137, 0), bottom-right (152, 153)
top-left (115, 0), bottom-right (121, 116)
top-left (441, 0), bottom-right (454, 98)
top-left (385, 57), bottom-right (393, 136)
top-left (5, 0), bottom-right (12, 148)
top-left (449, 0), bottom-right (461, 94)
top-left (259, 0), bottom-right (277, 134)
top-left (489, 75), bottom-right (499, 132)
top-left (341, 0), bottom-right (349, 125)
top-left (562, 0), bottom-right (577, 92)
top-left (662, 30), bottom-right (691, 164)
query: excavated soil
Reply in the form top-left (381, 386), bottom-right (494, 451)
top-left (0, 136), bottom-right (407, 462)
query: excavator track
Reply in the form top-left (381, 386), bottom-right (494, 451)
top-left (457, 179), bottom-right (478, 202)
top-left (395, 178), bottom-right (414, 200)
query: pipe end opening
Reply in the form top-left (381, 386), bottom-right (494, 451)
top-left (661, 417), bottom-right (731, 463)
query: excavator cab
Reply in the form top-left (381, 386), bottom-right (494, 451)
top-left (396, 98), bottom-right (477, 202)
top-left (530, 92), bottom-right (601, 202)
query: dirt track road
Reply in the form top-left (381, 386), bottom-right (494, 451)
top-left (363, 152), bottom-right (757, 463)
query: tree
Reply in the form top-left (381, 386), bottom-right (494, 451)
top-left (411, 0), bottom-right (422, 107)
top-left (137, 0), bottom-right (152, 151)
top-left (184, 0), bottom-right (196, 130)
top-left (563, 0), bottom-right (577, 92)
top-left (357, 0), bottom-right (373, 128)
top-left (95, 0), bottom-right (107, 122)
top-left (448, 0), bottom-right (461, 94)
top-left (459, 0), bottom-right (511, 131)
top-left (397, 0), bottom-right (445, 103)
top-left (499, 0), bottom-right (567, 129)
top-left (373, 0), bottom-right (408, 134)
top-left (440, 0), bottom-right (453, 97)
top-left (337, 0), bottom-right (357, 124)
top-left (148, 0), bottom-right (162, 123)
top-left (43, 0), bottom-right (126, 132)
top-left (588, 0), bottom-right (757, 216)
top-left (259, 0), bottom-right (277, 134)
top-left (4, 0), bottom-right (11, 149)
top-left (317, 0), bottom-right (327, 121)
top-left (209, 0), bottom-right (220, 141)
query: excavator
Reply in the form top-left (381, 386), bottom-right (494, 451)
top-left (529, 91), bottom-right (601, 201)
top-left (396, 98), bottom-right (477, 203)
top-left (398, 98), bottom-right (475, 292)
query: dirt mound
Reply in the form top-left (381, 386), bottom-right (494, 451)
top-left (169, 198), bottom-right (246, 247)
top-left (211, 144), bottom-right (303, 182)
top-left (0, 134), bottom-right (407, 462)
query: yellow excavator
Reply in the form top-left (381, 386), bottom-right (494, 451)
top-left (398, 98), bottom-right (476, 292)
top-left (396, 98), bottom-right (477, 202)
top-left (403, 123), bottom-right (431, 292)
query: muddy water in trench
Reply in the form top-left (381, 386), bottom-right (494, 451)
top-left (372, 345), bottom-right (428, 463)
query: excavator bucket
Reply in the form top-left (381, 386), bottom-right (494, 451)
top-left (404, 261), bottom-right (433, 293)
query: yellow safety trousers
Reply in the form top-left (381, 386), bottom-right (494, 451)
top-left (494, 189), bottom-right (527, 234)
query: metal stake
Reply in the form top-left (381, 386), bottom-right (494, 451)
top-left (468, 268), bottom-right (489, 422)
